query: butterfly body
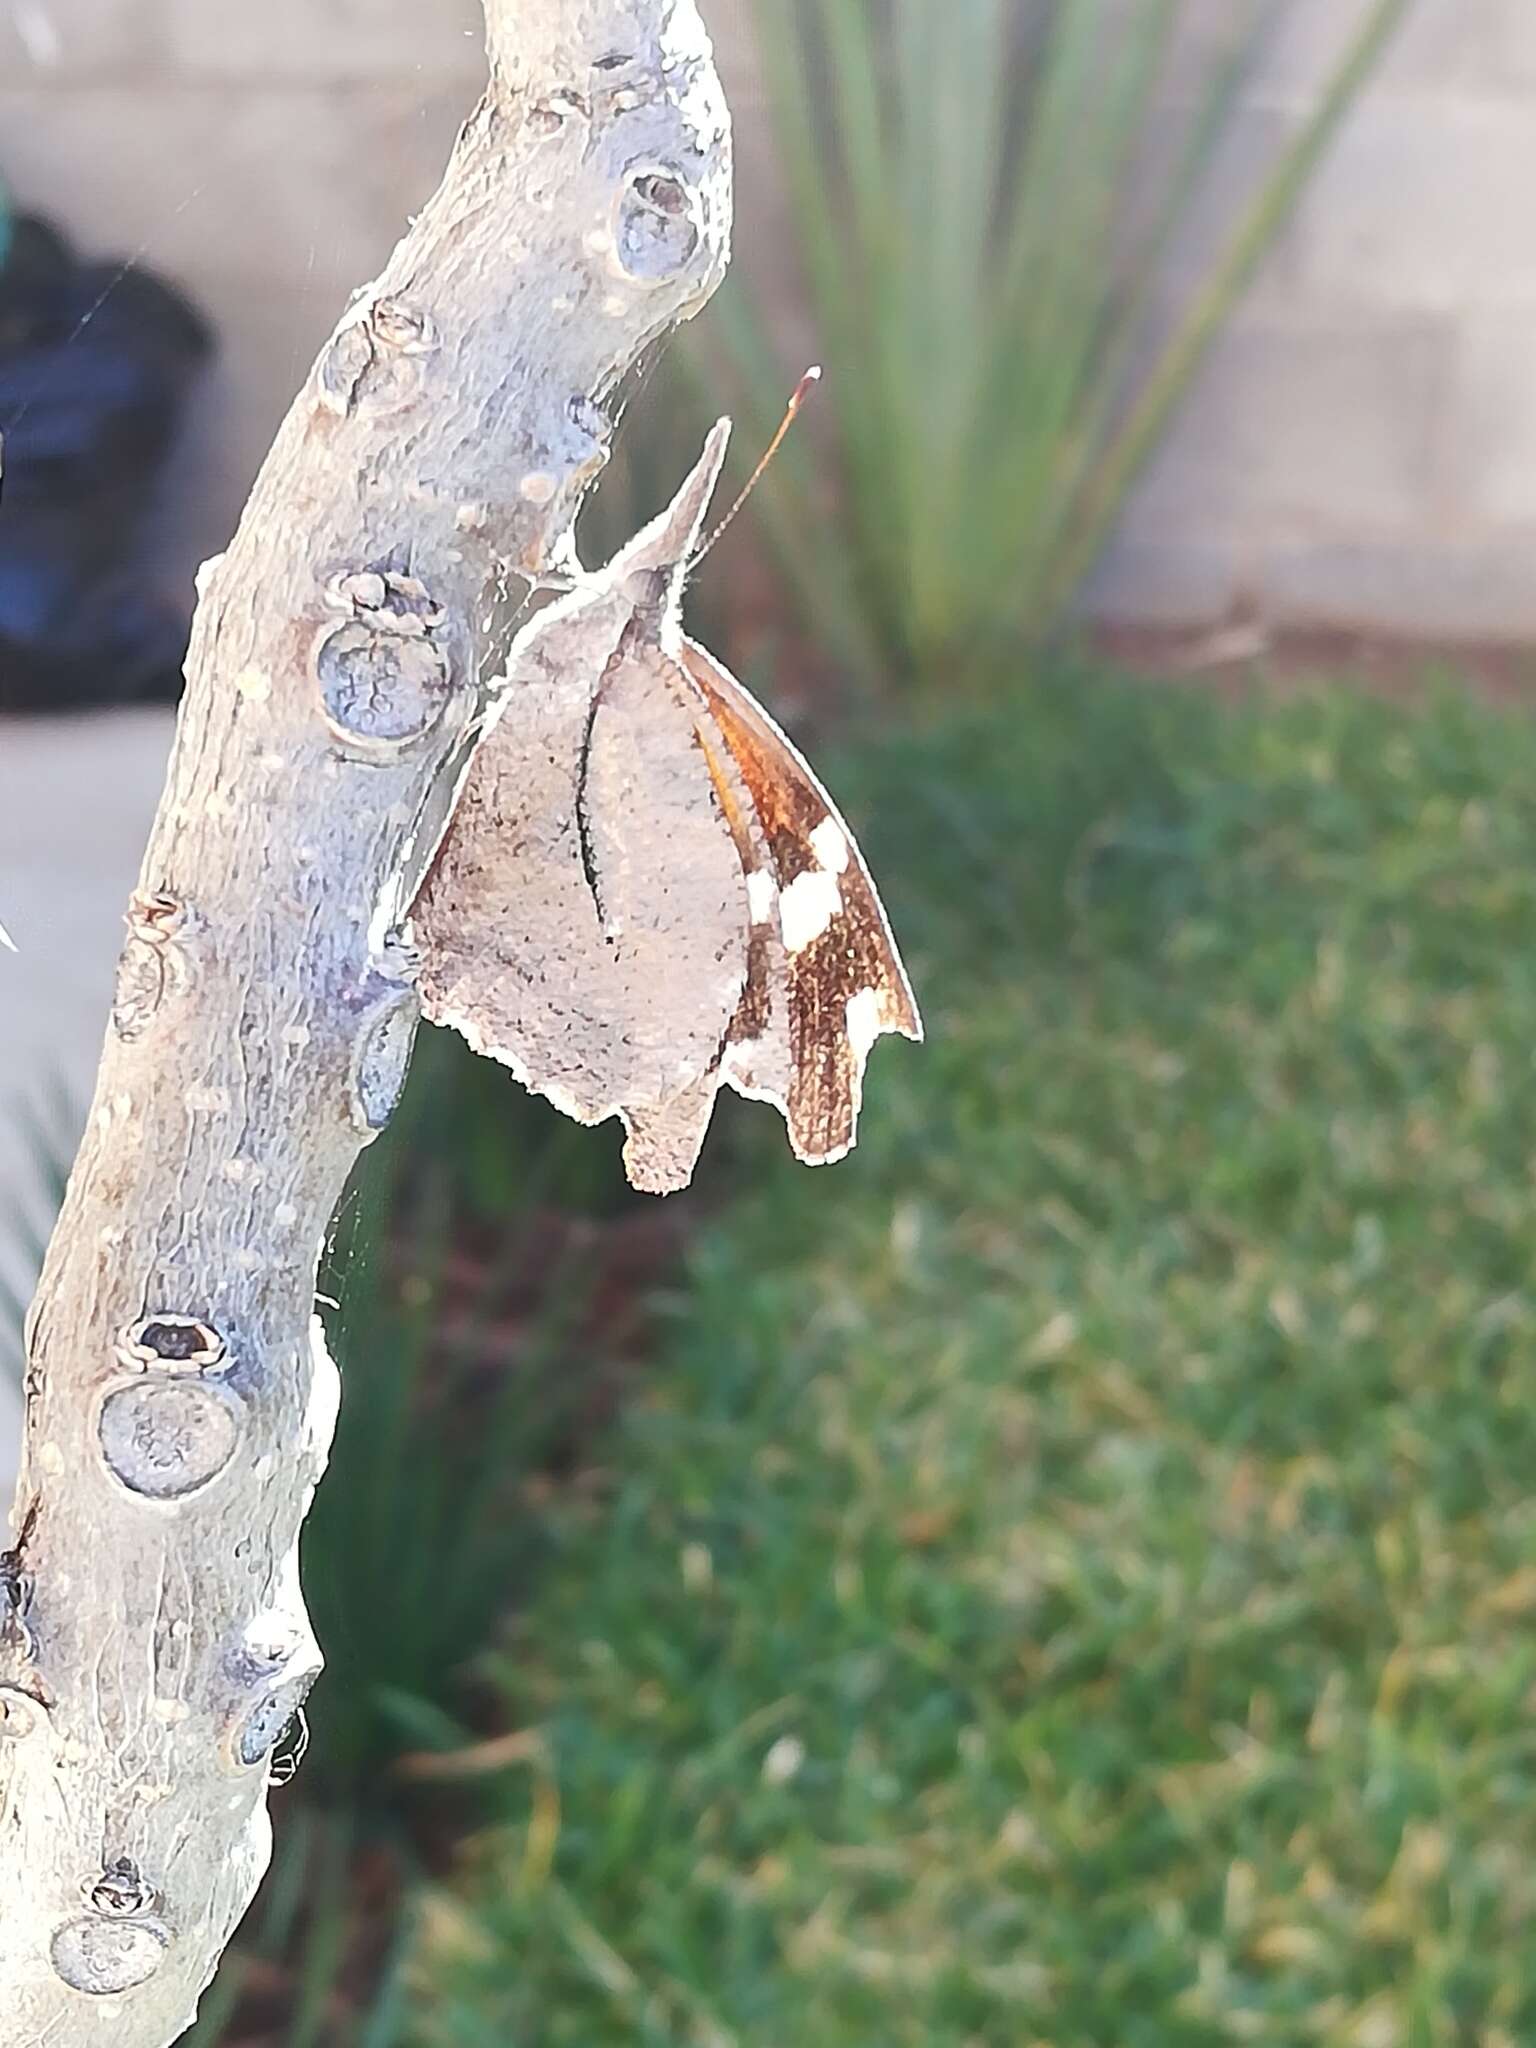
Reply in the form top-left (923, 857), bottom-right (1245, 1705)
top-left (412, 422), bottom-right (921, 1193)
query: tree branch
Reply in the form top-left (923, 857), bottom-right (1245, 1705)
top-left (0, 2), bottom-right (731, 2038)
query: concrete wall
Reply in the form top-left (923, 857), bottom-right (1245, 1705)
top-left (1096, 0), bottom-right (1536, 639)
top-left (5, 0), bottom-right (1525, 642)
top-left (1, 0), bottom-right (514, 605)
top-left (0, 0), bottom-right (775, 611)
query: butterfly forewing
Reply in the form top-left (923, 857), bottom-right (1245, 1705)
top-left (678, 639), bottom-right (922, 1165)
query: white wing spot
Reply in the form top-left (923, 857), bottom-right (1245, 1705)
top-left (809, 818), bottom-right (849, 875)
top-left (746, 870), bottom-right (777, 924)
top-left (779, 868), bottom-right (842, 953)
top-left (845, 986), bottom-right (883, 1064)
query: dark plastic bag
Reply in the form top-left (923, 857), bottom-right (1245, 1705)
top-left (0, 211), bottom-right (213, 710)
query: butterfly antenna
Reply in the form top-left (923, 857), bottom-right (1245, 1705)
top-left (693, 366), bottom-right (821, 564)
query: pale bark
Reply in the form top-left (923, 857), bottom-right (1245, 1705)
top-left (0, 2), bottom-right (731, 2039)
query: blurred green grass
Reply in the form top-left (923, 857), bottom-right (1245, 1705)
top-left (401, 666), bottom-right (1536, 2047)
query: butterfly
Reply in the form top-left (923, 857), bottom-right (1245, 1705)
top-left (410, 418), bottom-right (921, 1194)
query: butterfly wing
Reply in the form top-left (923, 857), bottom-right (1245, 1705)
top-left (412, 395), bottom-right (919, 1197)
top-left (678, 638), bottom-right (922, 1166)
top-left (413, 617), bottom-right (748, 1166)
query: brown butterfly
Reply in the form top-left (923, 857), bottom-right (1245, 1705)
top-left (410, 419), bottom-right (921, 1194)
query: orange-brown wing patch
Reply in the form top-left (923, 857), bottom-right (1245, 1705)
top-left (682, 699), bottom-right (788, 1087)
top-left (678, 638), bottom-right (921, 1166)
